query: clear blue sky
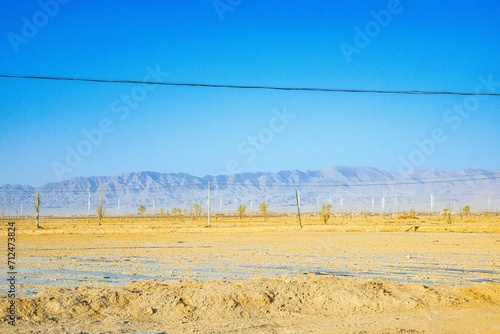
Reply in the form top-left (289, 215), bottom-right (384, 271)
top-left (0, 0), bottom-right (499, 186)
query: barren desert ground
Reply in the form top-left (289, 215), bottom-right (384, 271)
top-left (1, 215), bottom-right (499, 333)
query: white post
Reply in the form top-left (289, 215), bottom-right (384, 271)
top-left (87, 193), bottom-right (91, 217)
top-left (207, 182), bottom-right (211, 226)
top-left (381, 190), bottom-right (385, 214)
top-left (430, 193), bottom-right (434, 214)
top-left (117, 196), bottom-right (120, 215)
top-left (336, 188), bottom-right (339, 214)
top-left (153, 199), bottom-right (155, 216)
top-left (488, 194), bottom-right (491, 212)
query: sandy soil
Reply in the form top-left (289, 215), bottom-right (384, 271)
top-left (1, 216), bottom-right (499, 333)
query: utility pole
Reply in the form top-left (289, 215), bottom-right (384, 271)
top-left (295, 188), bottom-right (302, 229)
top-left (207, 181), bottom-right (211, 226)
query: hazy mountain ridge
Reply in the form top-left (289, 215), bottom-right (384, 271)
top-left (0, 167), bottom-right (498, 214)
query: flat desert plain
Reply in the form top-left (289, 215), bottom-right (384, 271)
top-left (1, 215), bottom-right (499, 333)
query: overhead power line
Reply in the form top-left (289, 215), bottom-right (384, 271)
top-left (0, 173), bottom-right (498, 194)
top-left (1, 73), bottom-right (500, 97)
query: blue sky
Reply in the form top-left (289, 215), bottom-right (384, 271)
top-left (0, 0), bottom-right (499, 186)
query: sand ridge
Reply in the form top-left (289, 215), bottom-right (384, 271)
top-left (1, 275), bottom-right (499, 333)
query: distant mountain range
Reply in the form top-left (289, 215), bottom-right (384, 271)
top-left (1, 167), bottom-right (498, 215)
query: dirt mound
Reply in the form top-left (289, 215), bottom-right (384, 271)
top-left (2, 275), bottom-right (499, 333)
